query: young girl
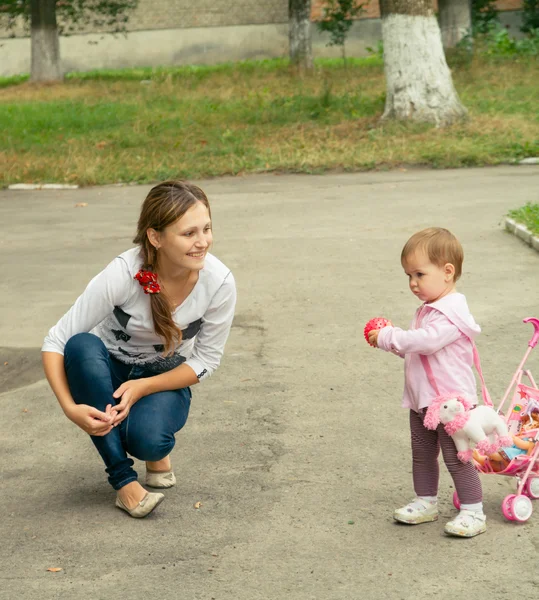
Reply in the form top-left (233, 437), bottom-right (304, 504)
top-left (368, 227), bottom-right (486, 538)
top-left (42, 180), bottom-right (236, 518)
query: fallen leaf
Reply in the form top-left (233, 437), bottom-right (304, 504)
top-left (194, 501), bottom-right (202, 509)
top-left (46, 567), bottom-right (62, 572)
top-left (74, 202), bottom-right (88, 208)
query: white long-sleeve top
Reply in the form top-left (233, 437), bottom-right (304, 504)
top-left (42, 247), bottom-right (236, 381)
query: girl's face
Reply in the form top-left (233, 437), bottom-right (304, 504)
top-left (402, 251), bottom-right (455, 304)
top-left (150, 201), bottom-right (213, 274)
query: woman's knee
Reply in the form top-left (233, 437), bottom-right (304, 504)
top-left (65, 332), bottom-right (107, 360)
top-left (64, 333), bottom-right (111, 385)
top-left (128, 430), bottom-right (176, 462)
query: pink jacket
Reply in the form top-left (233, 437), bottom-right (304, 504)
top-left (377, 293), bottom-right (481, 412)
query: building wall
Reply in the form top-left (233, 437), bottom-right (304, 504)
top-left (110, 0), bottom-right (288, 31)
top-left (0, 0), bottom-right (524, 38)
top-left (0, 0), bottom-right (289, 39)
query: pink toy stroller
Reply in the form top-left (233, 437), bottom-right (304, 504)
top-left (453, 318), bottom-right (539, 523)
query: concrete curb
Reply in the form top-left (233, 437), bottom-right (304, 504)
top-left (505, 217), bottom-right (539, 253)
top-left (8, 183), bottom-right (79, 190)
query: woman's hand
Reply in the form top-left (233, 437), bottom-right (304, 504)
top-left (111, 378), bottom-right (150, 426)
top-left (368, 329), bottom-right (380, 348)
top-left (66, 403), bottom-right (117, 436)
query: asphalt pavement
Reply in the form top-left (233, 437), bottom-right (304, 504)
top-left (1, 166), bottom-right (539, 600)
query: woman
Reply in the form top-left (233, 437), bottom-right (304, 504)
top-left (42, 181), bottom-right (236, 518)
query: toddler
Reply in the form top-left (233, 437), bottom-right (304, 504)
top-left (368, 227), bottom-right (486, 537)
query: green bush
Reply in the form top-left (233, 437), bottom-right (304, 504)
top-left (458, 24), bottom-right (539, 56)
top-left (522, 0), bottom-right (539, 34)
top-left (472, 0), bottom-right (499, 34)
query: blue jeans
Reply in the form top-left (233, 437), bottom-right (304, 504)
top-left (64, 333), bottom-right (191, 490)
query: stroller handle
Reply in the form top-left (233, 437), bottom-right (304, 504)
top-left (524, 317), bottom-right (539, 348)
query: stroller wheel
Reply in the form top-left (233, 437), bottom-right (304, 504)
top-left (452, 491), bottom-right (461, 510)
top-left (510, 495), bottom-right (533, 522)
top-left (502, 494), bottom-right (517, 521)
top-left (524, 476), bottom-right (539, 500)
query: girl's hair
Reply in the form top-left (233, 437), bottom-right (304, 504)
top-left (133, 180), bottom-right (211, 355)
top-left (401, 227), bottom-right (463, 281)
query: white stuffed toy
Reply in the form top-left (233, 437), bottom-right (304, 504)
top-left (424, 396), bottom-right (513, 463)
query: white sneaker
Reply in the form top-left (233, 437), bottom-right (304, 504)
top-left (444, 510), bottom-right (487, 537)
top-left (394, 498), bottom-right (439, 524)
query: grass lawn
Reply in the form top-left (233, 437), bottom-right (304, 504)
top-left (0, 56), bottom-right (538, 186)
top-left (508, 204), bottom-right (539, 235)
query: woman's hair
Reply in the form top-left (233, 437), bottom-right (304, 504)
top-left (133, 180), bottom-right (211, 355)
top-left (401, 227), bottom-right (463, 281)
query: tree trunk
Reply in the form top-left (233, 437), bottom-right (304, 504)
top-left (30, 0), bottom-right (63, 82)
top-left (438, 0), bottom-right (471, 48)
top-left (380, 0), bottom-right (467, 127)
top-left (289, 0), bottom-right (313, 73)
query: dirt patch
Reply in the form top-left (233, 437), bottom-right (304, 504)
top-left (0, 348), bottom-right (44, 394)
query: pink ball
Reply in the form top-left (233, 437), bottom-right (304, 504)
top-left (364, 317), bottom-right (392, 346)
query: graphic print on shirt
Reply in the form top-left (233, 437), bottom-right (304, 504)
top-left (117, 346), bottom-right (145, 358)
top-left (181, 318), bottom-right (202, 340)
top-left (151, 319), bottom-right (202, 353)
top-left (144, 320), bottom-right (202, 373)
top-left (113, 306), bottom-right (132, 329)
top-left (96, 312), bottom-right (203, 374)
top-left (111, 329), bottom-right (131, 342)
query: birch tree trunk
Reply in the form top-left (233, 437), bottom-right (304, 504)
top-left (380, 0), bottom-right (467, 127)
top-left (30, 0), bottom-right (63, 82)
top-left (438, 0), bottom-right (471, 47)
top-left (289, 0), bottom-right (313, 73)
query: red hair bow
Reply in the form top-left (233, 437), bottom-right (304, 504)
top-left (134, 269), bottom-right (161, 294)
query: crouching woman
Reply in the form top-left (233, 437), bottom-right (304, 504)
top-left (42, 181), bottom-right (236, 518)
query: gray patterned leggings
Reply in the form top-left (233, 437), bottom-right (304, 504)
top-left (410, 409), bottom-right (483, 504)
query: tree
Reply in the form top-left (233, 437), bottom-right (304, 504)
top-left (316, 0), bottom-right (365, 65)
top-left (30, 0), bottom-right (62, 82)
top-left (380, 0), bottom-right (468, 127)
top-left (438, 0), bottom-right (471, 48)
top-left (0, 0), bottom-right (138, 83)
top-left (289, 0), bottom-right (313, 73)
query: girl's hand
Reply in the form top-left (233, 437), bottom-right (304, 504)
top-left (368, 329), bottom-right (380, 348)
top-left (66, 403), bottom-right (117, 436)
top-left (111, 378), bottom-right (150, 425)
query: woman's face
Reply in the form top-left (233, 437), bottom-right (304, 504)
top-left (150, 201), bottom-right (212, 274)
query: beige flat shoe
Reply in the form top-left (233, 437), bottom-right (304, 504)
top-left (115, 491), bottom-right (164, 518)
top-left (145, 469), bottom-right (177, 489)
